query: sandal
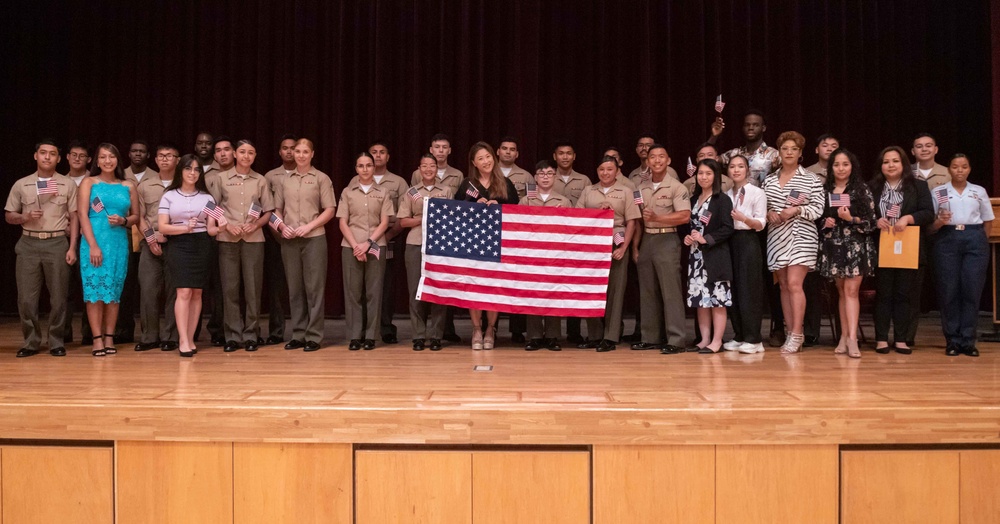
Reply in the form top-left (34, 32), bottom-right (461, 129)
top-left (92, 338), bottom-right (107, 357)
top-left (483, 325), bottom-right (496, 350)
top-left (471, 328), bottom-right (484, 350)
top-left (102, 334), bottom-right (117, 354)
top-left (834, 336), bottom-right (847, 355)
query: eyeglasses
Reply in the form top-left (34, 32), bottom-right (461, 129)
top-left (156, 154), bottom-right (178, 160)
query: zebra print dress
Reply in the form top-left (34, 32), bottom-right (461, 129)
top-left (762, 166), bottom-right (825, 271)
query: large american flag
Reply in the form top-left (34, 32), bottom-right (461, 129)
top-left (417, 199), bottom-right (614, 317)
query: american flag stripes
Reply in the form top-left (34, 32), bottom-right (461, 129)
top-left (268, 213), bottom-right (284, 231)
top-left (700, 210), bottom-right (712, 224)
top-left (36, 179), bottom-right (58, 195)
top-left (465, 185), bottom-right (480, 200)
top-left (829, 193), bottom-right (851, 207)
top-left (367, 240), bottom-right (381, 260)
top-left (613, 231), bottom-right (625, 246)
top-left (786, 189), bottom-right (807, 206)
top-left (247, 200), bottom-right (262, 220)
top-left (633, 190), bottom-right (644, 206)
top-left (91, 196), bottom-right (105, 213)
top-left (143, 227), bottom-right (156, 245)
top-left (417, 199), bottom-right (614, 317)
top-left (407, 187), bottom-right (422, 202)
top-left (526, 184), bottom-right (538, 199)
top-left (887, 203), bottom-right (901, 219)
top-left (714, 94), bottom-right (725, 113)
top-left (202, 201), bottom-right (227, 225)
top-left (936, 188), bottom-right (950, 207)
top-left (686, 157), bottom-right (696, 177)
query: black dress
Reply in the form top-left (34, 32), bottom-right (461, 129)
top-left (454, 177), bottom-right (520, 205)
top-left (818, 183), bottom-right (877, 278)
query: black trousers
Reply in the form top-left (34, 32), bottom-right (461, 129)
top-left (264, 233), bottom-right (288, 339)
top-left (803, 271), bottom-right (823, 339)
top-left (874, 266), bottom-right (921, 343)
top-left (114, 250), bottom-right (140, 341)
top-left (728, 231), bottom-right (763, 344)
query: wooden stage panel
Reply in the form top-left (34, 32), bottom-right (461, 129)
top-left (0, 319), bottom-right (997, 445)
top-left (841, 450), bottom-right (960, 524)
top-left (233, 443), bottom-right (352, 524)
top-left (592, 445), bottom-right (714, 524)
top-left (471, 451), bottom-right (590, 524)
top-left (355, 450), bottom-right (472, 524)
top-left (716, 445), bottom-right (838, 524)
top-left (117, 441), bottom-right (233, 524)
top-left (959, 450), bottom-right (1000, 524)
top-left (1, 445), bottom-right (113, 524)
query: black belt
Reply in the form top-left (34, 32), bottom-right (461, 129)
top-left (941, 224), bottom-right (984, 231)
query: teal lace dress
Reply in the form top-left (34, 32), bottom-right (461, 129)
top-left (81, 181), bottom-right (131, 303)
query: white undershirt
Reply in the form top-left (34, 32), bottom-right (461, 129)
top-left (501, 167), bottom-right (512, 177)
top-left (359, 184), bottom-right (372, 194)
top-left (69, 175), bottom-right (86, 186)
top-left (601, 186), bottom-right (611, 195)
top-left (161, 179), bottom-right (170, 187)
top-left (374, 175), bottom-right (384, 184)
top-left (540, 193), bottom-right (550, 202)
top-left (652, 182), bottom-right (661, 190)
top-left (918, 167), bottom-right (932, 179)
top-left (560, 175), bottom-right (570, 184)
top-left (437, 169), bottom-right (445, 180)
top-left (133, 170), bottom-right (146, 182)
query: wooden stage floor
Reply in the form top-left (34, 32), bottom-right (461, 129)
top-left (0, 316), bottom-right (998, 446)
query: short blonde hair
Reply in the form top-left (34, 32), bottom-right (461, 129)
top-left (776, 131), bottom-right (805, 151)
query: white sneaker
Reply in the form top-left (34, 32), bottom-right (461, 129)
top-left (723, 340), bottom-right (743, 351)
top-left (738, 342), bottom-right (764, 354)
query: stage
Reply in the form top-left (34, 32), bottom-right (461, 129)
top-left (1, 316), bottom-right (999, 523)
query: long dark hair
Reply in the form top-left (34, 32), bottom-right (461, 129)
top-left (167, 154), bottom-right (208, 193)
top-left (88, 143), bottom-right (126, 180)
top-left (691, 159), bottom-right (723, 199)
top-left (869, 145), bottom-right (914, 193)
top-left (823, 148), bottom-right (864, 193)
top-left (467, 141), bottom-right (508, 200)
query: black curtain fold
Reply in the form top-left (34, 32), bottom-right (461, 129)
top-left (0, 0), bottom-right (992, 315)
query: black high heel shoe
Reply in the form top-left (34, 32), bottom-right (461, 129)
top-left (102, 334), bottom-right (117, 354)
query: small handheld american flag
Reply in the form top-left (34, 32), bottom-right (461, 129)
top-left (36, 179), bottom-right (58, 195)
top-left (143, 227), bottom-right (156, 245)
top-left (202, 201), bottom-right (228, 225)
top-left (367, 240), bottom-right (381, 260)
top-left (613, 231), bottom-right (625, 246)
top-left (633, 190), bottom-right (644, 206)
top-left (830, 193), bottom-right (851, 207)
top-left (700, 210), bottom-right (712, 224)
top-left (465, 185), bottom-right (480, 200)
top-left (268, 213), bottom-right (284, 231)
top-left (91, 196), bottom-right (105, 213)
top-left (786, 189), bottom-right (807, 206)
top-left (714, 94), bottom-right (725, 113)
top-left (886, 203), bottom-right (901, 219)
top-left (936, 188), bottom-right (950, 208)
top-left (407, 187), bottom-right (422, 202)
top-left (526, 184), bottom-right (538, 199)
top-left (686, 157), bottom-right (696, 178)
top-left (247, 200), bottom-right (262, 220)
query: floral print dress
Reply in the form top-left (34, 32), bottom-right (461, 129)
top-left (686, 197), bottom-right (733, 308)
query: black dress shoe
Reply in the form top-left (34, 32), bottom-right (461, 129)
top-left (577, 339), bottom-right (600, 349)
top-left (303, 341), bottom-right (321, 352)
top-left (567, 334), bottom-right (584, 344)
top-left (596, 339), bottom-right (617, 352)
top-left (363, 339), bottom-right (376, 350)
top-left (16, 348), bottom-right (38, 358)
top-left (660, 345), bottom-right (686, 355)
top-left (49, 347), bottom-right (66, 357)
top-left (348, 339), bottom-right (362, 351)
top-left (224, 340), bottom-right (241, 353)
top-left (964, 345), bottom-right (980, 357)
top-left (383, 334), bottom-right (399, 344)
top-left (802, 335), bottom-right (818, 348)
top-left (135, 341), bottom-right (159, 352)
top-left (265, 335), bottom-right (283, 345)
top-left (511, 333), bottom-right (526, 344)
top-left (161, 341), bottom-right (178, 351)
top-left (945, 345), bottom-right (961, 356)
top-left (546, 338), bottom-right (562, 351)
top-left (211, 337), bottom-right (226, 347)
top-left (525, 339), bottom-right (544, 351)
top-left (179, 349), bottom-right (195, 357)
top-left (413, 339), bottom-right (426, 351)
top-left (630, 342), bottom-right (661, 350)
top-left (284, 339), bottom-right (305, 350)
top-left (245, 340), bottom-right (259, 352)
top-left (429, 339), bottom-right (443, 351)
top-left (875, 345), bottom-right (891, 354)
top-left (894, 345), bottom-right (912, 355)
top-left (698, 346), bottom-right (721, 354)
top-left (443, 332), bottom-right (461, 343)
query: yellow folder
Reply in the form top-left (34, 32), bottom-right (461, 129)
top-left (878, 226), bottom-right (920, 269)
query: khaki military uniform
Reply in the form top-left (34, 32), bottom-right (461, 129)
top-left (136, 175), bottom-right (177, 344)
top-left (398, 183), bottom-right (454, 339)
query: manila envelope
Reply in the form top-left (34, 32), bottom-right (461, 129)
top-left (878, 226), bottom-right (920, 269)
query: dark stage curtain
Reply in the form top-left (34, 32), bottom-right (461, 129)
top-left (0, 0), bottom-right (994, 316)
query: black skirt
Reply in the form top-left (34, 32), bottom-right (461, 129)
top-left (165, 232), bottom-right (212, 289)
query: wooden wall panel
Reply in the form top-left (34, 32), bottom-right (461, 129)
top-left (841, 450), bottom-right (959, 524)
top-left (1, 446), bottom-right (113, 524)
top-left (355, 450), bottom-right (472, 524)
top-left (716, 445), bottom-right (837, 524)
top-left (471, 451), bottom-right (590, 524)
top-left (592, 445), bottom-right (714, 524)
top-left (117, 441), bottom-right (233, 524)
top-left (960, 450), bottom-right (1000, 524)
top-left (234, 443), bottom-right (352, 524)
